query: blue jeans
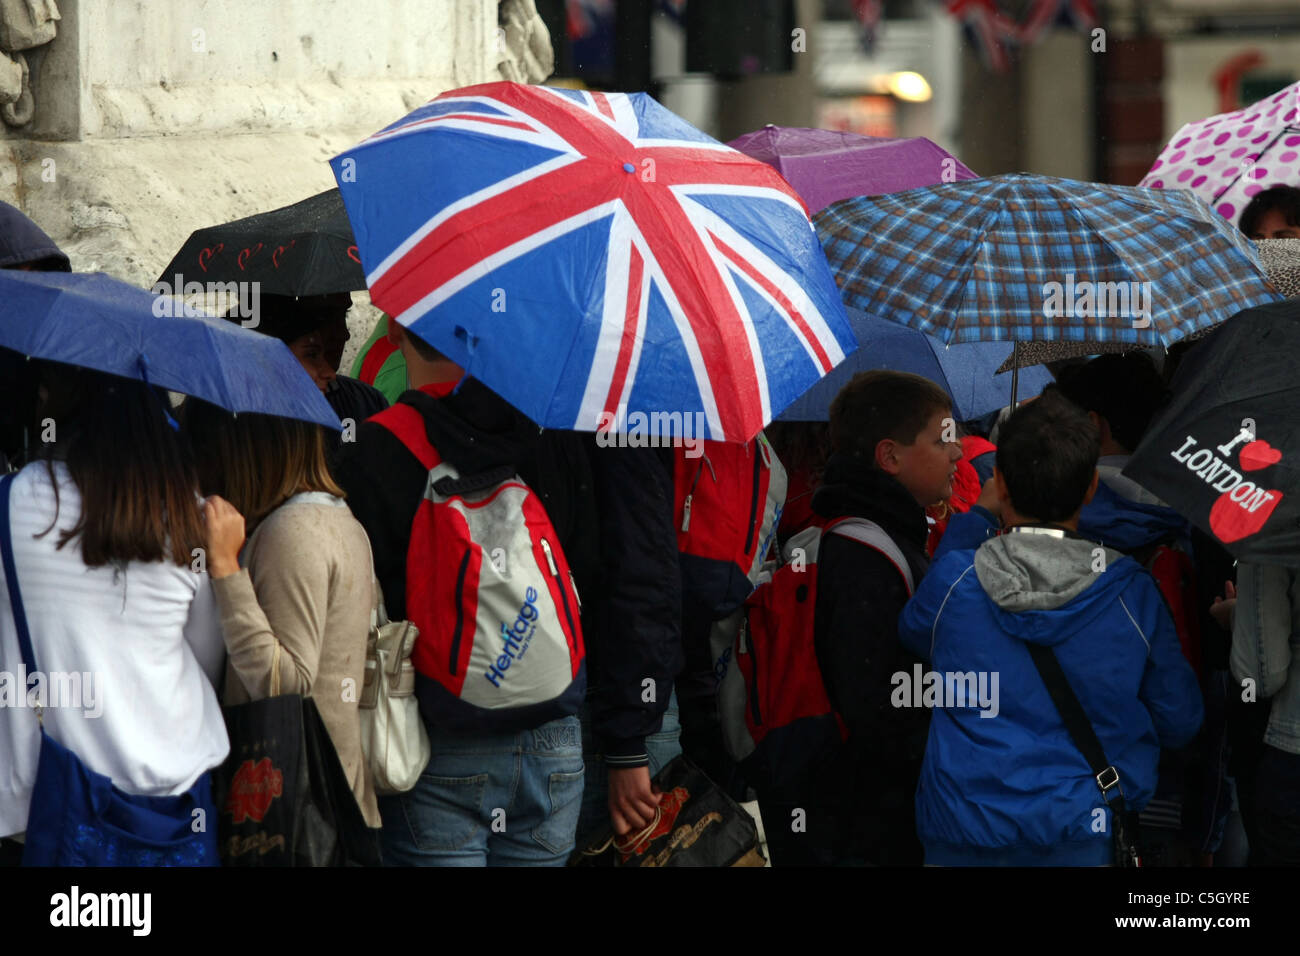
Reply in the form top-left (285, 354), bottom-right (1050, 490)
top-left (377, 715), bottom-right (584, 867)
top-left (576, 690), bottom-right (682, 842)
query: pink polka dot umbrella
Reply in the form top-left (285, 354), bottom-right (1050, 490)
top-left (1140, 82), bottom-right (1300, 228)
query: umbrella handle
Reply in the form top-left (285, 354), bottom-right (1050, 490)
top-left (1009, 342), bottom-right (1020, 412)
top-left (138, 354), bottom-right (182, 431)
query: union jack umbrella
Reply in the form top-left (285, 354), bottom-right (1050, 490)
top-left (330, 82), bottom-right (855, 443)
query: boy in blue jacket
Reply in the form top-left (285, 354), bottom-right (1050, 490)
top-left (898, 390), bottom-right (1203, 866)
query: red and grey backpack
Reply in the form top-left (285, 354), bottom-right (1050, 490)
top-left (674, 433), bottom-right (788, 619)
top-left (372, 403), bottom-right (585, 732)
top-left (719, 516), bottom-right (913, 793)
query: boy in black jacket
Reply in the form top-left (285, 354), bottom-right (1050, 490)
top-left (763, 370), bottom-right (961, 866)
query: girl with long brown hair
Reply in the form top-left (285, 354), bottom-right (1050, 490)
top-left (0, 364), bottom-right (228, 862)
top-left (184, 401), bottom-right (380, 829)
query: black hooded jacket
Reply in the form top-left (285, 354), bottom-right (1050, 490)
top-left (810, 454), bottom-right (932, 807)
top-left (581, 443), bottom-right (683, 767)
top-left (333, 379), bottom-right (599, 632)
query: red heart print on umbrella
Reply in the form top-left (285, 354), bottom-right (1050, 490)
top-left (237, 243), bottom-right (264, 270)
top-left (1240, 439), bottom-right (1283, 471)
top-left (272, 239), bottom-right (296, 269)
top-left (198, 243), bottom-right (223, 273)
top-left (1209, 437), bottom-right (1284, 543)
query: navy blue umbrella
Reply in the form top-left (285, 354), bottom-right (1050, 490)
top-left (778, 308), bottom-right (1054, 423)
top-left (0, 270), bottom-right (340, 429)
top-left (0, 201), bottom-right (70, 271)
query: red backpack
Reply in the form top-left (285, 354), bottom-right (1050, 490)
top-left (1133, 539), bottom-right (1203, 681)
top-left (372, 403), bottom-right (585, 732)
top-left (719, 517), bottom-right (914, 791)
top-left (674, 433), bottom-right (788, 619)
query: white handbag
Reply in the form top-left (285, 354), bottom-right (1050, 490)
top-left (358, 577), bottom-right (430, 794)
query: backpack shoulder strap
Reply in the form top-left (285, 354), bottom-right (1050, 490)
top-left (0, 473), bottom-right (39, 677)
top-left (371, 401), bottom-right (440, 471)
top-left (825, 516), bottom-right (915, 595)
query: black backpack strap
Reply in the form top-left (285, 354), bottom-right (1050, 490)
top-left (1025, 643), bottom-right (1126, 810)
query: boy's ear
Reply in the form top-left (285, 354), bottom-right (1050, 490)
top-left (1082, 468), bottom-right (1100, 507)
top-left (1087, 410), bottom-right (1111, 445)
top-left (994, 466), bottom-right (1011, 508)
top-left (385, 315), bottom-right (404, 348)
top-left (875, 437), bottom-right (901, 475)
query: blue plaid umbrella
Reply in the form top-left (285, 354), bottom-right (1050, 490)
top-left (816, 173), bottom-right (1281, 354)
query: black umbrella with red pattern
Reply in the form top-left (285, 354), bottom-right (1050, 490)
top-left (157, 188), bottom-right (365, 297)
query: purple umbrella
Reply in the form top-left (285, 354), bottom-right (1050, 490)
top-left (727, 125), bottom-right (978, 214)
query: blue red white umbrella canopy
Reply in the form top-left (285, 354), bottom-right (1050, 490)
top-left (331, 81), bottom-right (855, 443)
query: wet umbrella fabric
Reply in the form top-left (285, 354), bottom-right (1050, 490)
top-left (778, 307), bottom-right (1052, 422)
top-left (727, 125), bottom-right (978, 215)
top-left (817, 173), bottom-right (1280, 353)
top-left (0, 270), bottom-right (340, 430)
top-left (1124, 299), bottom-right (1300, 566)
top-left (1139, 82), bottom-right (1300, 226)
top-left (157, 189), bottom-right (365, 298)
top-left (331, 82), bottom-right (855, 443)
top-left (993, 238), bottom-right (1300, 373)
top-left (0, 200), bottom-right (70, 271)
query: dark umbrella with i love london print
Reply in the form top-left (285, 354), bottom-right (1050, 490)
top-left (1125, 299), bottom-right (1300, 565)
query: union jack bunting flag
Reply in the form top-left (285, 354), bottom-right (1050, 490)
top-left (1019, 0), bottom-right (1098, 45)
top-left (945, 0), bottom-right (1021, 74)
top-left (331, 82), bottom-right (854, 443)
top-left (851, 0), bottom-right (885, 53)
top-left (566, 0), bottom-right (615, 41)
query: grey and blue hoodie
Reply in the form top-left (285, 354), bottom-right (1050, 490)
top-left (899, 508), bottom-right (1203, 866)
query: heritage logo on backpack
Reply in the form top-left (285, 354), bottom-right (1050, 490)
top-left (373, 404), bottom-right (585, 732)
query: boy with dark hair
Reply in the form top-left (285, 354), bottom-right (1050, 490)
top-left (1051, 353), bottom-right (1182, 544)
top-left (1240, 185), bottom-right (1300, 240)
top-left (762, 370), bottom-right (960, 866)
top-left (898, 390), bottom-right (1203, 865)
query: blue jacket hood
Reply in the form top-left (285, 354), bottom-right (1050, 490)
top-left (1077, 477), bottom-right (1188, 553)
top-left (972, 531), bottom-right (1143, 647)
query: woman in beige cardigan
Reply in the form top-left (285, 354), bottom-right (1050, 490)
top-left (186, 401), bottom-right (380, 831)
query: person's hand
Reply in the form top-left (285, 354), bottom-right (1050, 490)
top-left (608, 765), bottom-right (661, 836)
top-left (1210, 580), bottom-right (1237, 632)
top-left (202, 495), bottom-right (246, 579)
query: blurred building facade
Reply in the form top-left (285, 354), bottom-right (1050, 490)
top-left (4, 0), bottom-right (1300, 297)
